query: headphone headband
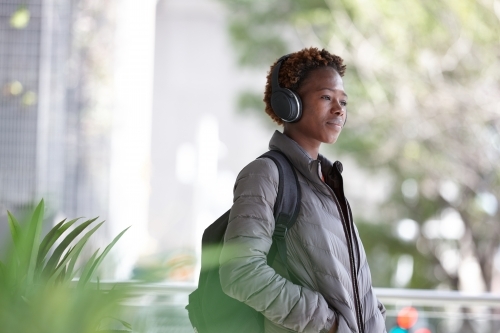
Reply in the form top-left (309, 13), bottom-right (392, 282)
top-left (271, 54), bottom-right (290, 91)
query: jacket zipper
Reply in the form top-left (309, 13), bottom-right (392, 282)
top-left (319, 171), bottom-right (365, 333)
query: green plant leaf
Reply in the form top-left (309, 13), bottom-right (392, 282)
top-left (57, 265), bottom-right (66, 283)
top-left (7, 211), bottom-right (21, 247)
top-left (59, 245), bottom-right (75, 269)
top-left (96, 316), bottom-right (133, 332)
top-left (37, 218), bottom-right (68, 266)
top-left (47, 222), bottom-right (104, 284)
top-left (78, 227), bottom-right (130, 288)
top-left (42, 217), bottom-right (98, 277)
top-left (6, 211), bottom-right (22, 283)
top-left (38, 217), bottom-right (82, 266)
top-left (110, 317), bottom-right (132, 330)
top-left (45, 246), bottom-right (75, 285)
top-left (0, 260), bottom-right (6, 282)
top-left (65, 223), bottom-right (104, 281)
top-left (37, 218), bottom-right (77, 279)
top-left (36, 219), bottom-right (65, 275)
top-left (25, 200), bottom-right (45, 285)
top-left (119, 321), bottom-right (132, 330)
top-left (72, 248), bottom-right (100, 282)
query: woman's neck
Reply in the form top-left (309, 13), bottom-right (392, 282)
top-left (283, 128), bottom-right (320, 160)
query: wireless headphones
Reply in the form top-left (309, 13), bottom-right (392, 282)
top-left (270, 54), bottom-right (303, 123)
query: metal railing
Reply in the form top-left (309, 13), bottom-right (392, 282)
top-left (98, 281), bottom-right (500, 333)
top-left (101, 281), bottom-right (500, 306)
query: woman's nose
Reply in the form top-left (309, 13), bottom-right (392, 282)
top-left (332, 101), bottom-right (344, 114)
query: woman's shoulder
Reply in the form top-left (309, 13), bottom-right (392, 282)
top-left (235, 155), bottom-right (280, 187)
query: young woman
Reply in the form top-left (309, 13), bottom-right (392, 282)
top-left (219, 48), bottom-right (386, 333)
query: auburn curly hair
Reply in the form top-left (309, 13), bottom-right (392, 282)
top-left (264, 47), bottom-right (346, 125)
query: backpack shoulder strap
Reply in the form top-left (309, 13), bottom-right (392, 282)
top-left (258, 150), bottom-right (301, 275)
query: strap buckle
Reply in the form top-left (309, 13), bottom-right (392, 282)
top-left (273, 224), bottom-right (287, 239)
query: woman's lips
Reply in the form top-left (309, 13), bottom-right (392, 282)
top-left (326, 120), bottom-right (343, 128)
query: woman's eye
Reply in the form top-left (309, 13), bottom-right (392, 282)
top-left (321, 95), bottom-right (331, 100)
top-left (340, 101), bottom-right (348, 107)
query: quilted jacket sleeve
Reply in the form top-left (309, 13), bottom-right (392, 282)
top-left (378, 300), bottom-right (387, 320)
top-left (219, 158), bottom-right (334, 332)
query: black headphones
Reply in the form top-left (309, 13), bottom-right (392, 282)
top-left (270, 54), bottom-right (303, 123)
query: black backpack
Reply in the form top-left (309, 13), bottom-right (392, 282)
top-left (185, 150), bottom-right (302, 333)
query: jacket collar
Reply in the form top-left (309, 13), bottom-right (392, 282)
top-left (268, 130), bottom-right (338, 191)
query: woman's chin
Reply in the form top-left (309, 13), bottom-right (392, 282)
top-left (324, 133), bottom-right (340, 144)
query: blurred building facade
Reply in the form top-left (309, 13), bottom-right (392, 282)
top-left (0, 0), bottom-right (120, 269)
top-left (0, 2), bottom-right (43, 213)
top-left (0, 0), bottom-right (99, 232)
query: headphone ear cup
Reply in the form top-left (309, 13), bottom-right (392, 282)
top-left (271, 88), bottom-right (302, 123)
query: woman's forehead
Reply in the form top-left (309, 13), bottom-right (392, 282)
top-left (299, 67), bottom-right (344, 91)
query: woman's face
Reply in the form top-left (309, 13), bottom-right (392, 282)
top-left (292, 67), bottom-right (347, 146)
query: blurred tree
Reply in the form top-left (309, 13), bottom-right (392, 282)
top-left (217, 0), bottom-right (500, 295)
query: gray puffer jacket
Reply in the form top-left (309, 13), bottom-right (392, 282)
top-left (219, 130), bottom-right (386, 333)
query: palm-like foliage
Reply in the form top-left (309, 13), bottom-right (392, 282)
top-left (0, 199), bottom-right (131, 333)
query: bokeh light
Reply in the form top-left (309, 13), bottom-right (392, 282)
top-left (397, 306), bottom-right (418, 329)
top-left (414, 328), bottom-right (432, 333)
top-left (8, 81), bottom-right (23, 96)
top-left (10, 6), bottom-right (30, 29)
top-left (389, 327), bottom-right (407, 333)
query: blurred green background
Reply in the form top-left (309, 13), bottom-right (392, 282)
top-left (217, 0), bottom-right (500, 292)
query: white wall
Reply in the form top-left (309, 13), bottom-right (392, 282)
top-left (108, 0), bottom-right (157, 279)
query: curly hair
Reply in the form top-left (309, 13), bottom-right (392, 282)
top-left (264, 47), bottom-right (346, 125)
